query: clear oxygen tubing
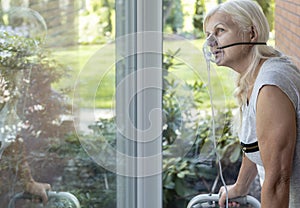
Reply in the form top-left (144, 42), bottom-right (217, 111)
top-left (203, 43), bottom-right (229, 208)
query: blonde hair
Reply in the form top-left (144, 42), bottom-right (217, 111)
top-left (203, 0), bottom-right (283, 133)
top-left (204, 0), bottom-right (281, 107)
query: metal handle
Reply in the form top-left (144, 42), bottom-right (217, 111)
top-left (8, 191), bottom-right (81, 208)
top-left (187, 193), bottom-right (261, 208)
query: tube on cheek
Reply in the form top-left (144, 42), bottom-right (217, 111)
top-left (202, 34), bottom-right (266, 63)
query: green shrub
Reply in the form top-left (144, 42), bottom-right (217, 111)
top-left (0, 28), bottom-right (71, 139)
top-left (193, 0), bottom-right (206, 38)
top-left (86, 49), bottom-right (242, 208)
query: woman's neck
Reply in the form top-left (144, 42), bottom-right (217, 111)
top-left (246, 58), bottom-right (267, 102)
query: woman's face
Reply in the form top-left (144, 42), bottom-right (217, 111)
top-left (205, 12), bottom-right (252, 72)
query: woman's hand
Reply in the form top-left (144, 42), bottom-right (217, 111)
top-left (25, 180), bottom-right (51, 205)
top-left (218, 155), bottom-right (257, 207)
top-left (218, 184), bottom-right (248, 208)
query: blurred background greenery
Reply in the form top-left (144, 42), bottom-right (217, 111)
top-left (47, 0), bottom-right (275, 109)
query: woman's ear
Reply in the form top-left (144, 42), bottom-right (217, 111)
top-left (250, 26), bottom-right (258, 42)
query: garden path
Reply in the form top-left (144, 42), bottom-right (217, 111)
top-left (76, 108), bottom-right (114, 133)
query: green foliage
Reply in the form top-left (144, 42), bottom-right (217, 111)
top-left (80, 0), bottom-right (113, 44)
top-left (162, 49), bottom-right (184, 146)
top-left (163, 157), bottom-right (216, 208)
top-left (88, 117), bottom-right (116, 148)
top-left (45, 134), bottom-right (116, 208)
top-left (162, 110), bottom-right (240, 208)
top-left (193, 0), bottom-right (206, 38)
top-left (255, 0), bottom-right (275, 31)
top-left (164, 0), bottom-right (184, 34)
top-left (161, 49), bottom-right (241, 207)
top-left (89, 49), bottom-right (242, 208)
top-left (95, 0), bottom-right (112, 36)
top-left (0, 27), bottom-right (71, 139)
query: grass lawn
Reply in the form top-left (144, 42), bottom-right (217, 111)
top-left (51, 39), bottom-right (237, 109)
top-left (52, 43), bottom-right (116, 109)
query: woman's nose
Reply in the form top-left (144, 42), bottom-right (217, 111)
top-left (207, 35), bottom-right (218, 47)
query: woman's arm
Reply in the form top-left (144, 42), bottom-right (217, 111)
top-left (256, 85), bottom-right (296, 208)
top-left (218, 155), bottom-right (258, 207)
top-left (235, 155), bottom-right (258, 193)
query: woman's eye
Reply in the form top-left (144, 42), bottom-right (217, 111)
top-left (216, 28), bottom-right (225, 34)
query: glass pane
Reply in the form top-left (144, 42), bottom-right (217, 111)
top-left (162, 1), bottom-right (261, 208)
top-left (0, 1), bottom-right (117, 207)
top-left (0, 0), bottom-right (266, 208)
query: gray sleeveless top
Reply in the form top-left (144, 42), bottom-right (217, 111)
top-left (239, 56), bottom-right (300, 207)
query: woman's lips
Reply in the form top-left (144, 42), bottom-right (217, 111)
top-left (213, 50), bottom-right (222, 58)
top-left (212, 50), bottom-right (223, 63)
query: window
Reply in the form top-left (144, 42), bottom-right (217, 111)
top-left (115, 1), bottom-right (163, 207)
top-left (0, 0), bottom-right (163, 208)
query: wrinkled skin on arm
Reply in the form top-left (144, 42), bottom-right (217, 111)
top-left (219, 85), bottom-right (297, 208)
top-left (256, 85), bottom-right (296, 208)
top-left (218, 155), bottom-right (258, 207)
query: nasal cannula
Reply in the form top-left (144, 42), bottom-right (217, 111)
top-left (203, 41), bottom-right (229, 208)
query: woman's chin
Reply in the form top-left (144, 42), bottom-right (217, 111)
top-left (214, 58), bottom-right (223, 65)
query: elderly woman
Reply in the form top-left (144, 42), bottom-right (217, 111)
top-left (204, 0), bottom-right (300, 207)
